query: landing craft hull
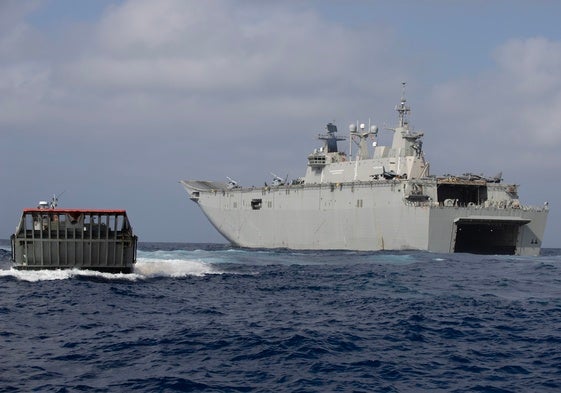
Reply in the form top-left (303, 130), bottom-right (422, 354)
top-left (10, 208), bottom-right (138, 273)
top-left (181, 180), bottom-right (548, 256)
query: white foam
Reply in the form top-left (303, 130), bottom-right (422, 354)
top-left (0, 268), bottom-right (76, 282)
top-left (0, 258), bottom-right (221, 282)
top-left (134, 258), bottom-right (219, 277)
top-left (0, 267), bottom-right (148, 282)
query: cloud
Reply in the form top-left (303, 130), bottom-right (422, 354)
top-left (1, 0), bottom-right (404, 142)
top-left (427, 37), bottom-right (561, 175)
top-left (0, 0), bottom-right (43, 60)
top-left (494, 38), bottom-right (561, 149)
top-left (3, 1), bottom-right (416, 197)
top-left (67, 0), bottom-right (395, 107)
top-left (495, 37), bottom-right (561, 97)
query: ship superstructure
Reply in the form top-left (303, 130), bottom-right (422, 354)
top-left (181, 84), bottom-right (548, 255)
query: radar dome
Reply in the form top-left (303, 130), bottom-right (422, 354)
top-left (349, 124), bottom-right (357, 132)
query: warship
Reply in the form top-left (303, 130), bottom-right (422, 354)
top-left (181, 84), bottom-right (548, 256)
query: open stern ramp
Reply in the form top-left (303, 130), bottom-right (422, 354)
top-left (428, 205), bottom-right (547, 256)
top-left (453, 216), bottom-right (530, 255)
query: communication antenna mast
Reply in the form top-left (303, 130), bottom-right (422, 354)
top-left (396, 81), bottom-right (411, 128)
top-left (50, 190), bottom-right (65, 208)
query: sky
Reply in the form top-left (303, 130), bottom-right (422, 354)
top-left (1, 0), bottom-right (560, 247)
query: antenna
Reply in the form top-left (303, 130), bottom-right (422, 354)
top-left (50, 190), bottom-right (65, 208)
top-left (396, 81), bottom-right (410, 128)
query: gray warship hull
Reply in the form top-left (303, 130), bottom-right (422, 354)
top-left (181, 84), bottom-right (548, 256)
top-left (181, 179), bottom-right (547, 256)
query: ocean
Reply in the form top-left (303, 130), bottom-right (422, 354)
top-left (1, 241), bottom-right (560, 392)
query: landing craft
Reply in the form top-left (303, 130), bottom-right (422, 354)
top-left (181, 83), bottom-right (548, 256)
top-left (10, 195), bottom-right (138, 272)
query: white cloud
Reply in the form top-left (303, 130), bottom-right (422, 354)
top-left (427, 37), bottom-right (561, 175)
top-left (494, 37), bottom-right (561, 96)
top-left (1, 0), bottom-right (404, 145)
top-left (0, 0), bottom-right (42, 60)
top-left (69, 0), bottom-right (393, 97)
top-left (494, 38), bottom-right (561, 148)
top-left (97, 0), bottom-right (229, 54)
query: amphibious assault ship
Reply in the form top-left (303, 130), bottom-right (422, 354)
top-left (181, 84), bottom-right (548, 256)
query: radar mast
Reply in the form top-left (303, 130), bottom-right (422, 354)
top-left (396, 81), bottom-right (411, 128)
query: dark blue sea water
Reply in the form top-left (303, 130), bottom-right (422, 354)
top-left (1, 241), bottom-right (560, 392)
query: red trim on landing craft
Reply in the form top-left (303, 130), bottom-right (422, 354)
top-left (23, 208), bottom-right (128, 214)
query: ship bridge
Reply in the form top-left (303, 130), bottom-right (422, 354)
top-left (304, 83), bottom-right (429, 184)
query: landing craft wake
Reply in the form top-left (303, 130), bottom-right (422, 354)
top-left (0, 258), bottom-right (219, 281)
top-left (181, 83), bottom-right (548, 256)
